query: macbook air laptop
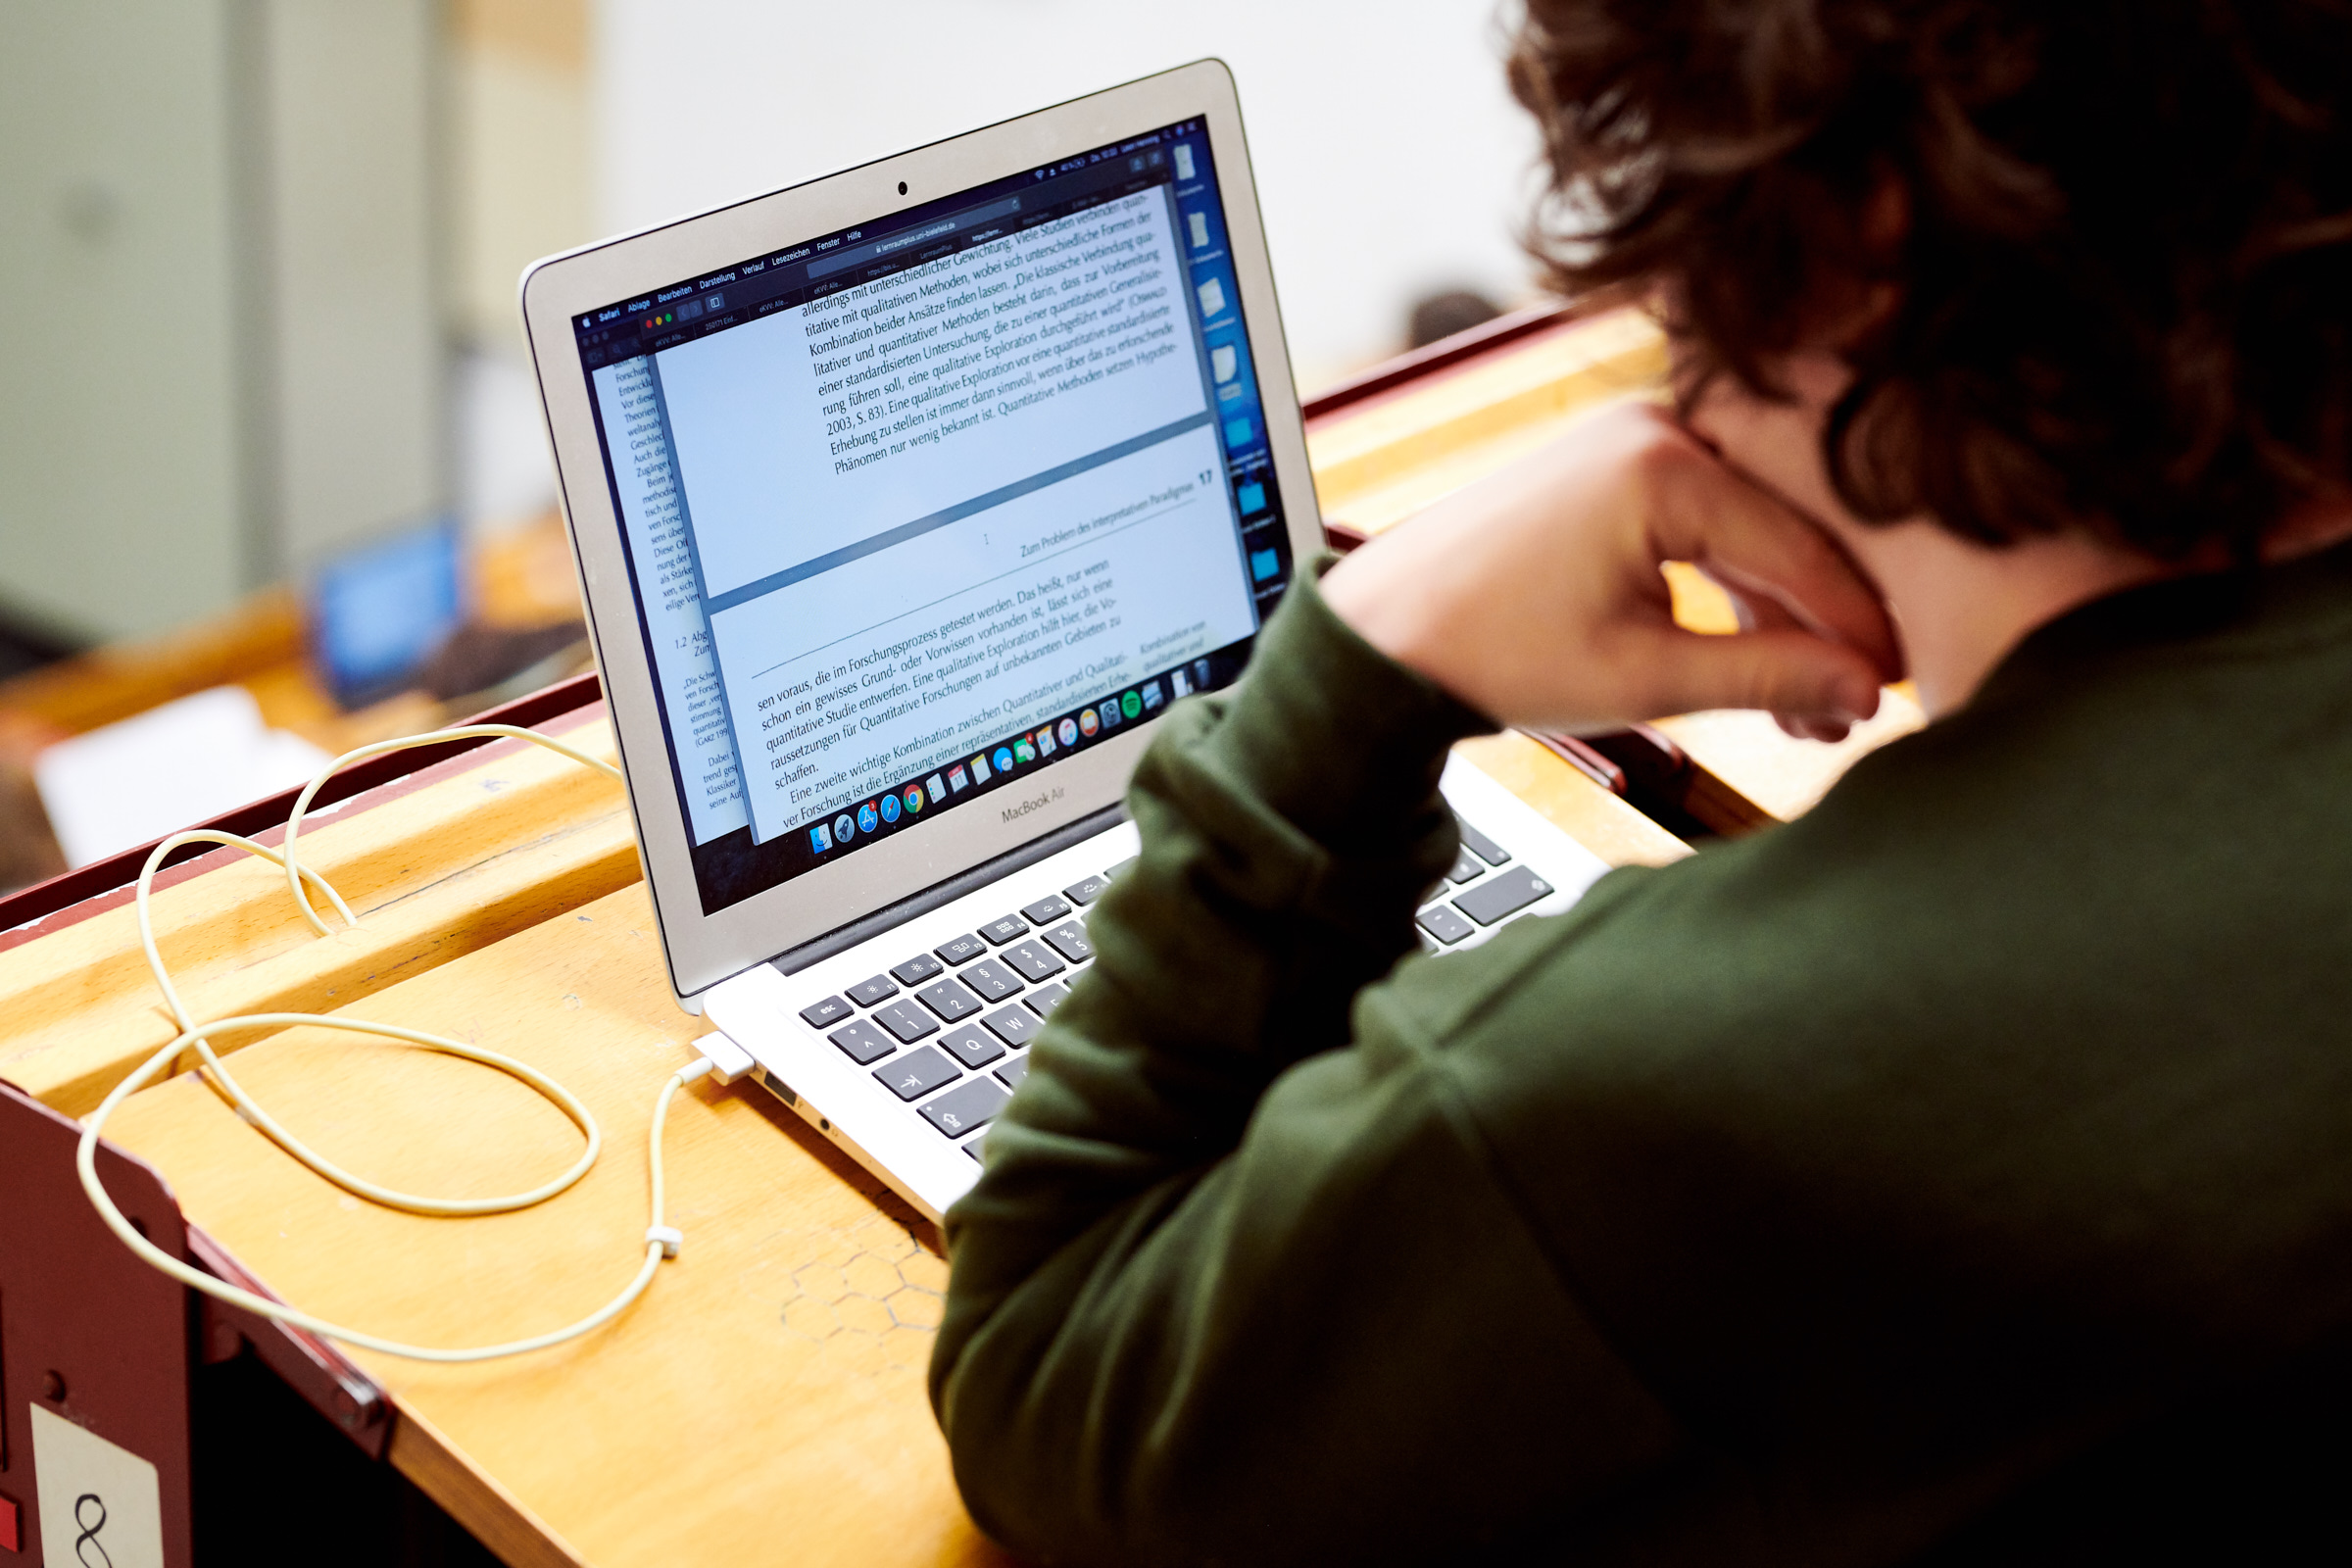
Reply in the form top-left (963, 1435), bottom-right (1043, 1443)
top-left (522, 61), bottom-right (1612, 1223)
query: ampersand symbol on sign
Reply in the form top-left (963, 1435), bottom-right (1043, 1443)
top-left (74, 1493), bottom-right (115, 1568)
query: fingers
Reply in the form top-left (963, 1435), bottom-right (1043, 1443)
top-left (1713, 576), bottom-right (1798, 637)
top-left (1778, 711), bottom-right (1857, 743)
top-left (1619, 620), bottom-right (1885, 729)
top-left (1641, 420), bottom-right (1905, 682)
top-left (1709, 578), bottom-right (1868, 742)
top-left (1322, 398), bottom-right (1902, 737)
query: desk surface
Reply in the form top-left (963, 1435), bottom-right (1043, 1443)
top-left (101, 881), bottom-right (997, 1568)
top-left (0, 710), bottom-right (639, 1119)
top-left (90, 736), bottom-right (1681, 1568)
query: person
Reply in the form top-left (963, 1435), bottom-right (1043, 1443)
top-left (929, 1), bottom-right (2352, 1561)
top-left (1407, 287), bottom-right (1506, 349)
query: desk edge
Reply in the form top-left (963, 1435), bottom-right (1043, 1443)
top-left (390, 1402), bottom-right (594, 1568)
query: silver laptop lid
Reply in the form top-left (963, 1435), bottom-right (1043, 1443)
top-left (521, 61), bottom-right (1323, 1007)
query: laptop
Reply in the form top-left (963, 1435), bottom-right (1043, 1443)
top-left (521, 61), bottom-right (1613, 1224)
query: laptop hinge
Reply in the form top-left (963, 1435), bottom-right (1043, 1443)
top-left (763, 802), bottom-right (1128, 978)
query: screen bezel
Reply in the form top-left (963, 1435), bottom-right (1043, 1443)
top-left (520, 60), bottom-right (1323, 1008)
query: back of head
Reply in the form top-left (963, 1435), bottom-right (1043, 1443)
top-left (1509, 0), bottom-right (2352, 561)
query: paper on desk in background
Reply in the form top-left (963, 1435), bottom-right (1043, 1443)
top-left (33, 686), bottom-right (331, 868)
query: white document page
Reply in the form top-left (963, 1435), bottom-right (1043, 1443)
top-left (32, 686), bottom-right (330, 868)
top-left (658, 188), bottom-right (1207, 602)
top-left (709, 422), bottom-right (1252, 842)
top-left (645, 187), bottom-right (1255, 846)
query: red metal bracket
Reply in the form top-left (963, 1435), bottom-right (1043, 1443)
top-left (1, 1079), bottom-right (195, 1565)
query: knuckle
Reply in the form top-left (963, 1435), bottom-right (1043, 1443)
top-left (1627, 424), bottom-right (1700, 495)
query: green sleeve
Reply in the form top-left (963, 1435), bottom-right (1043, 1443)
top-left (930, 577), bottom-right (1685, 1565)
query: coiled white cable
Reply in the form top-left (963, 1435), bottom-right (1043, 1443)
top-left (77, 723), bottom-right (710, 1363)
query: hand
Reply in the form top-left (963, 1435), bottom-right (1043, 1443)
top-left (1318, 400), bottom-right (1904, 739)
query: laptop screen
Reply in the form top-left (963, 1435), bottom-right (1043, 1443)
top-left (569, 117), bottom-right (1296, 916)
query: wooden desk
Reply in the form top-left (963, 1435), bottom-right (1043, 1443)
top-left (0, 514), bottom-right (585, 756)
top-left (0, 517), bottom-right (592, 899)
top-left (21, 728), bottom-right (1674, 1568)
top-left (9, 304), bottom-right (1882, 1567)
top-left (4, 669), bottom-right (1678, 1565)
top-left (98, 880), bottom-right (986, 1568)
top-left (0, 708), bottom-right (637, 1119)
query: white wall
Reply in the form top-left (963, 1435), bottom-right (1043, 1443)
top-left (0, 0), bottom-right (251, 642)
top-left (0, 0), bottom-right (446, 642)
top-left (591, 0), bottom-right (1544, 389)
top-left (262, 0), bottom-right (446, 570)
top-left (450, 0), bottom-right (594, 355)
top-left (448, 0), bottom-right (595, 535)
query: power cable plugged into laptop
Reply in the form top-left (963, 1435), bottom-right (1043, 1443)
top-left (76, 723), bottom-right (741, 1363)
top-left (691, 1029), bottom-right (758, 1085)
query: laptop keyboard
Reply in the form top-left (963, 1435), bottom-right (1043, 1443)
top-left (789, 808), bottom-right (1551, 1165)
top-left (789, 856), bottom-right (1126, 1162)
top-left (1413, 813), bottom-right (1556, 952)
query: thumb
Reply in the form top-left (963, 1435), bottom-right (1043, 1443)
top-left (1628, 624), bottom-right (1885, 724)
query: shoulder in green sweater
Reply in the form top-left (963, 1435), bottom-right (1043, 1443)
top-left (931, 546), bottom-right (2352, 1566)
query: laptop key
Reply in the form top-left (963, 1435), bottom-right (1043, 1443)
top-left (979, 914), bottom-right (1028, 945)
top-left (1020, 894), bottom-right (1071, 926)
top-left (938, 1023), bottom-right (1004, 1069)
top-left (1000, 939), bottom-right (1065, 983)
top-left (798, 995), bottom-right (852, 1029)
top-left (847, 973), bottom-right (899, 1007)
top-left (1104, 856), bottom-right (1138, 881)
top-left (1062, 875), bottom-right (1109, 906)
top-left (920, 1076), bottom-right (1010, 1138)
top-left (1025, 982), bottom-right (1071, 1018)
top-left (916, 977), bottom-right (983, 1022)
top-left (1453, 864), bottom-right (1553, 926)
top-left (961, 957), bottom-right (1024, 1003)
top-left (1453, 814), bottom-right (1511, 867)
top-left (874, 1046), bottom-right (959, 1102)
top-left (827, 1018), bottom-right (896, 1064)
top-left (1042, 919), bottom-right (1094, 964)
top-left (873, 1000), bottom-right (941, 1043)
top-left (996, 1054), bottom-right (1032, 1090)
top-left (1417, 904), bottom-right (1476, 945)
top-left (1417, 928), bottom-right (1443, 956)
top-left (982, 1004), bottom-right (1040, 1048)
top-left (890, 953), bottom-right (944, 986)
top-left (935, 932), bottom-right (988, 964)
top-left (1446, 850), bottom-right (1486, 885)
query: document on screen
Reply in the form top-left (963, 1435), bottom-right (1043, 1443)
top-left (649, 187), bottom-right (1257, 846)
top-left (658, 187), bottom-right (1208, 600)
top-left (588, 355), bottom-right (750, 845)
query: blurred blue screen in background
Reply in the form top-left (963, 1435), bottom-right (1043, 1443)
top-left (310, 519), bottom-right (464, 708)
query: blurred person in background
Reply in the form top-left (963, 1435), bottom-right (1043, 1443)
top-left (928, 1), bottom-right (2352, 1563)
top-left (1408, 286), bottom-right (1505, 348)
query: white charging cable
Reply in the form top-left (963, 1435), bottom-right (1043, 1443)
top-left (76, 723), bottom-right (718, 1363)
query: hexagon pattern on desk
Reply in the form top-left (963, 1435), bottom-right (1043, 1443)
top-left (750, 1211), bottom-right (949, 1379)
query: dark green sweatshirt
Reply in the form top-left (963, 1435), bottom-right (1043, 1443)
top-left (930, 549), bottom-right (2352, 1566)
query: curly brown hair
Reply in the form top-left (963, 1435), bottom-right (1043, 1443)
top-left (1509, 0), bottom-right (2352, 559)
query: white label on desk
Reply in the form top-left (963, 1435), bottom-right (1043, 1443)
top-left (32, 1404), bottom-right (164, 1568)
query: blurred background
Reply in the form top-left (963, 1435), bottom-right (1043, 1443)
top-left (0, 0), bottom-right (1547, 893)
